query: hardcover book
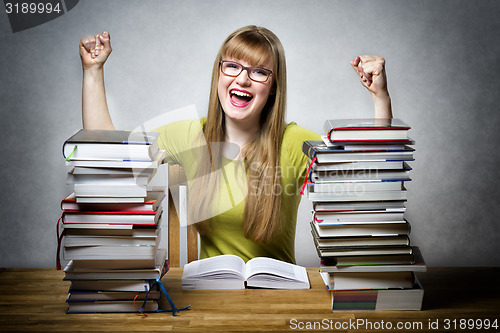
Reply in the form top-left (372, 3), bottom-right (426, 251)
top-left (329, 278), bottom-right (424, 311)
top-left (323, 118), bottom-right (411, 142)
top-left (61, 192), bottom-right (164, 212)
top-left (302, 140), bottom-right (414, 164)
top-left (64, 249), bottom-right (168, 280)
top-left (63, 129), bottom-right (160, 161)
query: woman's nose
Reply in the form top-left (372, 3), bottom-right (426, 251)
top-left (234, 68), bottom-right (251, 85)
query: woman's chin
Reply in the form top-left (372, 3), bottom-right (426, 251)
top-left (224, 107), bottom-right (252, 121)
top-left (225, 112), bottom-right (251, 122)
top-left (222, 101), bottom-right (263, 125)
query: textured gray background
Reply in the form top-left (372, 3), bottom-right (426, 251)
top-left (0, 0), bottom-right (499, 268)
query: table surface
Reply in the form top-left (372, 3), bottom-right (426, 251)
top-left (1, 267), bottom-right (499, 332)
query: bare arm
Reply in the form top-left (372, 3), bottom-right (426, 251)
top-left (79, 31), bottom-right (115, 130)
top-left (351, 56), bottom-right (393, 119)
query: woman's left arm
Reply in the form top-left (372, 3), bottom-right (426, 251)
top-left (351, 55), bottom-right (392, 119)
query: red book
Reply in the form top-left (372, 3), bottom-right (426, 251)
top-left (324, 119), bottom-right (411, 143)
top-left (61, 192), bottom-right (164, 212)
top-left (62, 210), bottom-right (162, 226)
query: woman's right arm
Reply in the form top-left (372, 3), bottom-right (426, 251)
top-left (79, 31), bottom-right (114, 130)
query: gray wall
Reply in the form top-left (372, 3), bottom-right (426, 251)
top-left (0, 0), bottom-right (499, 267)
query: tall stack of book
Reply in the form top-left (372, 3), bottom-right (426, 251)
top-left (302, 119), bottom-right (426, 311)
top-left (58, 129), bottom-right (169, 314)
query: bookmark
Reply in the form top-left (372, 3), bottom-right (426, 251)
top-left (154, 278), bottom-right (191, 315)
top-left (299, 156), bottom-right (317, 195)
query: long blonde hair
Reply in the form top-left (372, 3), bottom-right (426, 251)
top-left (191, 25), bottom-right (287, 244)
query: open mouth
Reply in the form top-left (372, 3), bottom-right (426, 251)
top-left (230, 89), bottom-right (253, 107)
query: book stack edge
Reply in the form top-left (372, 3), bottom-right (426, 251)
top-left (59, 129), bottom-right (169, 314)
top-left (303, 119), bottom-right (426, 311)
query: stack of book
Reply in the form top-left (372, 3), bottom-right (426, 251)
top-left (58, 129), bottom-right (168, 314)
top-left (302, 119), bottom-right (426, 311)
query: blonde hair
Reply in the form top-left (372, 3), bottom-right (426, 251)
top-left (191, 25), bottom-right (287, 244)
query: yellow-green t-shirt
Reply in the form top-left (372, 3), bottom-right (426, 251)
top-left (155, 118), bottom-right (320, 263)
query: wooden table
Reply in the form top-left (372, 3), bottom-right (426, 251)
top-left (1, 267), bottom-right (499, 332)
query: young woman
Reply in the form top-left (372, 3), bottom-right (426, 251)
top-left (79, 25), bottom-right (392, 264)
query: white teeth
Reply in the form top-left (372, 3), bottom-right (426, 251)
top-left (231, 90), bottom-right (252, 98)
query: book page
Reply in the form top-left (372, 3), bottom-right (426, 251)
top-left (245, 257), bottom-right (306, 281)
top-left (198, 254), bottom-right (245, 275)
top-left (183, 254), bottom-right (245, 279)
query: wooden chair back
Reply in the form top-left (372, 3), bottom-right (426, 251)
top-left (167, 164), bottom-right (198, 267)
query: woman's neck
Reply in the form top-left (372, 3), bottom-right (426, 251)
top-left (224, 117), bottom-right (260, 149)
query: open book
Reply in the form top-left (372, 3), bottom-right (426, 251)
top-left (181, 255), bottom-right (310, 290)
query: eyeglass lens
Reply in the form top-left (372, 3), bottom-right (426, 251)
top-left (221, 61), bottom-right (271, 82)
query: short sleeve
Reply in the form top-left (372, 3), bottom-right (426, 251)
top-left (153, 118), bottom-right (206, 167)
top-left (281, 122), bottom-right (321, 178)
